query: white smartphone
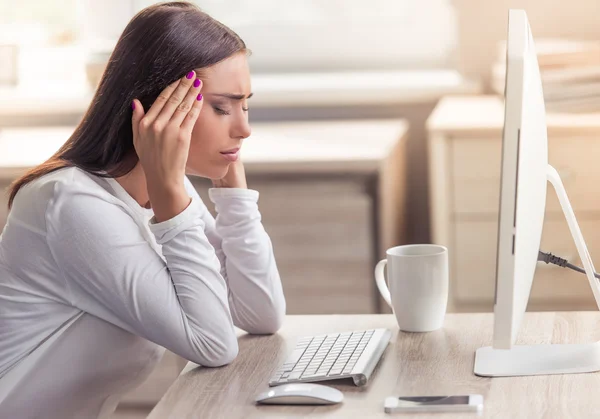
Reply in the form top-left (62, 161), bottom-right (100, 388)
top-left (384, 395), bottom-right (484, 414)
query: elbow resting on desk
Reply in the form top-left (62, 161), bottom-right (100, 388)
top-left (189, 329), bottom-right (240, 368)
top-left (252, 298), bottom-right (286, 335)
top-left (233, 292), bottom-right (286, 335)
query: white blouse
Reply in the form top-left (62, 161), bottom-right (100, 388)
top-left (0, 166), bottom-right (286, 418)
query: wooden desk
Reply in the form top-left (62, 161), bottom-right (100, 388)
top-left (148, 312), bottom-right (600, 418)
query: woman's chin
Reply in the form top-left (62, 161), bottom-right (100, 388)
top-left (185, 163), bottom-right (230, 180)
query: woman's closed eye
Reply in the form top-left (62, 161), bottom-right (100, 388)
top-left (211, 104), bottom-right (249, 116)
top-left (212, 105), bottom-right (230, 115)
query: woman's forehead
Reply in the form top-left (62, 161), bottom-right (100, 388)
top-left (198, 53), bottom-right (250, 92)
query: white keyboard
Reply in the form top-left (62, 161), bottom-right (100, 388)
top-left (269, 328), bottom-right (392, 387)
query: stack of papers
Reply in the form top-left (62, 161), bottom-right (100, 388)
top-left (492, 39), bottom-right (600, 113)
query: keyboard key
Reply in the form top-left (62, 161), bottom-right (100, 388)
top-left (287, 348), bottom-right (306, 364)
top-left (289, 371), bottom-right (303, 380)
top-left (333, 358), bottom-right (348, 367)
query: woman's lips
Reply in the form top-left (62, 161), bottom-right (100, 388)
top-left (220, 148), bottom-right (240, 162)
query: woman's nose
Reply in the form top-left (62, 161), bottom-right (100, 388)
top-left (234, 117), bottom-right (251, 140)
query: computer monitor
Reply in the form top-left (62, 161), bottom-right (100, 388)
top-left (493, 8), bottom-right (549, 351)
top-left (473, 9), bottom-right (600, 377)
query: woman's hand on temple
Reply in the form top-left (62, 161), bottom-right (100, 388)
top-left (131, 71), bottom-right (204, 222)
top-left (212, 159), bottom-right (248, 189)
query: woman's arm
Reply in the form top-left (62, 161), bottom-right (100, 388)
top-left (46, 177), bottom-right (238, 367)
top-left (184, 177), bottom-right (286, 335)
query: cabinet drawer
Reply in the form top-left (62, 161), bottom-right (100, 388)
top-left (451, 136), bottom-right (600, 215)
top-left (453, 217), bottom-right (600, 309)
top-left (280, 261), bottom-right (374, 314)
top-left (191, 177), bottom-right (375, 314)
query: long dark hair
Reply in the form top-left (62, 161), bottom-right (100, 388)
top-left (8, 1), bottom-right (246, 208)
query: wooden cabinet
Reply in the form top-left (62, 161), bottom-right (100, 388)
top-left (427, 96), bottom-right (600, 312)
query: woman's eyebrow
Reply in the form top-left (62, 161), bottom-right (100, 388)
top-left (210, 93), bottom-right (253, 101)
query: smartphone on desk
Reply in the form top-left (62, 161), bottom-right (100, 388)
top-left (384, 395), bottom-right (484, 414)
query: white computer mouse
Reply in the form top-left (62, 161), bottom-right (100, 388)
top-left (255, 383), bottom-right (344, 405)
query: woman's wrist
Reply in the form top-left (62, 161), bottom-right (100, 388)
top-left (212, 161), bottom-right (247, 189)
top-left (211, 178), bottom-right (247, 189)
top-left (149, 185), bottom-right (191, 223)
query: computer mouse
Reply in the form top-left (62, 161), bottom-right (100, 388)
top-left (255, 383), bottom-right (344, 405)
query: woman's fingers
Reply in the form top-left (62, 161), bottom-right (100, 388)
top-left (142, 78), bottom-right (181, 122)
top-left (180, 91), bottom-right (204, 134)
top-left (170, 77), bottom-right (203, 127)
top-left (154, 70), bottom-right (198, 127)
top-left (130, 70), bottom-right (202, 205)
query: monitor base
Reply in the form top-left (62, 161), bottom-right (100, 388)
top-left (474, 342), bottom-right (600, 376)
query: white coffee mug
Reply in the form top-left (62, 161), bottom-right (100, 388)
top-left (375, 244), bottom-right (449, 332)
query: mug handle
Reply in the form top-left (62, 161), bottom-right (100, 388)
top-left (375, 259), bottom-right (392, 308)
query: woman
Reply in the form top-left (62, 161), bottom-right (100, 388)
top-left (0, 2), bottom-right (286, 418)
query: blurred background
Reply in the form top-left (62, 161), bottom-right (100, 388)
top-left (2, 0), bottom-right (600, 417)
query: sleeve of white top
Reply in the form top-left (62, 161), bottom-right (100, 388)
top-left (183, 177), bottom-right (286, 334)
top-left (45, 178), bottom-right (238, 367)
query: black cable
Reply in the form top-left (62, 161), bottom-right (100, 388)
top-left (538, 250), bottom-right (600, 280)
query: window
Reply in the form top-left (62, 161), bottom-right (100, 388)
top-left (103, 0), bottom-right (458, 72)
top-left (0, 0), bottom-right (78, 43)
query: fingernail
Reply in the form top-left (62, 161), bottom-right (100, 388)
top-left (197, 93), bottom-right (203, 101)
top-left (186, 71), bottom-right (194, 79)
top-left (131, 101), bottom-right (135, 110)
top-left (193, 78), bottom-right (201, 88)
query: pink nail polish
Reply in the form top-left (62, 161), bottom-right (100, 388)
top-left (131, 101), bottom-right (135, 110)
top-left (193, 78), bottom-right (201, 88)
top-left (197, 93), bottom-right (203, 101)
top-left (186, 71), bottom-right (194, 79)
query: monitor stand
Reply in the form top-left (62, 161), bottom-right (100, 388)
top-left (474, 164), bottom-right (600, 377)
